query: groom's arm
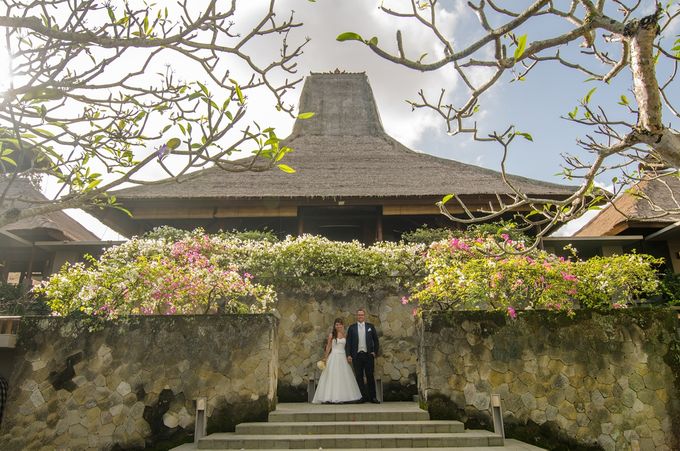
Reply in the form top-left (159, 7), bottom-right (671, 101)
top-left (346, 326), bottom-right (354, 360)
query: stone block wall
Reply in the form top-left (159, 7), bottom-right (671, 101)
top-left (418, 310), bottom-right (680, 451)
top-left (0, 315), bottom-right (278, 450)
top-left (276, 285), bottom-right (417, 401)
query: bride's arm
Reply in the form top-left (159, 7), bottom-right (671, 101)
top-left (324, 334), bottom-right (332, 361)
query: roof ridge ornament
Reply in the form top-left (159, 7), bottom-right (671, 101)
top-left (309, 69), bottom-right (366, 75)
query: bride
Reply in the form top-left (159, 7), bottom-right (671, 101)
top-left (312, 318), bottom-right (362, 404)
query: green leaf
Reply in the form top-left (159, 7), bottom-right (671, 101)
top-left (618, 95), bottom-right (629, 106)
top-left (1, 156), bottom-right (16, 166)
top-left (513, 34), bottom-right (527, 61)
top-left (568, 106), bottom-right (578, 119)
top-left (336, 32), bottom-right (364, 42)
top-left (86, 179), bottom-right (101, 191)
top-left (33, 128), bottom-right (54, 137)
top-left (275, 146), bottom-right (292, 162)
top-left (197, 82), bottom-right (209, 97)
top-left (441, 194), bottom-right (455, 205)
top-left (112, 205), bottom-right (132, 217)
top-left (297, 112), bottom-right (315, 120)
top-left (368, 36), bottom-right (378, 46)
top-left (583, 87), bottom-right (597, 104)
top-left (107, 7), bottom-right (116, 22)
top-left (277, 164), bottom-right (296, 173)
top-left (230, 79), bottom-right (244, 104)
top-left (514, 131), bottom-right (533, 142)
top-left (166, 138), bottom-right (181, 150)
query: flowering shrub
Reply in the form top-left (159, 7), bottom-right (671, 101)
top-left (36, 234), bottom-right (277, 319)
top-left (36, 233), bottom-right (424, 318)
top-left (36, 227), bottom-right (663, 319)
top-left (660, 271), bottom-right (680, 305)
top-left (247, 236), bottom-right (424, 282)
top-left (400, 220), bottom-right (528, 245)
top-left (401, 226), bottom-right (455, 244)
top-left (408, 235), bottom-right (662, 316)
top-left (410, 236), bottom-right (581, 315)
top-left (143, 226), bottom-right (279, 243)
top-left (571, 254), bottom-right (664, 309)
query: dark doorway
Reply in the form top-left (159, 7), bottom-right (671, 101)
top-left (298, 206), bottom-right (382, 244)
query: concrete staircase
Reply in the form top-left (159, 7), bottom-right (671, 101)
top-left (173, 402), bottom-right (544, 450)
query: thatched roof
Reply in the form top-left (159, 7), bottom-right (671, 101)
top-left (0, 176), bottom-right (99, 242)
top-left (576, 173), bottom-right (680, 236)
top-left (112, 73), bottom-right (576, 201)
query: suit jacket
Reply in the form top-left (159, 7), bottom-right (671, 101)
top-left (346, 322), bottom-right (379, 359)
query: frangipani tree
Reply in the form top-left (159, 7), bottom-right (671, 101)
top-left (338, 0), bottom-right (680, 244)
top-left (0, 0), bottom-right (308, 228)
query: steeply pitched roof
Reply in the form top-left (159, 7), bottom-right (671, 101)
top-left (0, 176), bottom-right (99, 241)
top-left (575, 174), bottom-right (680, 236)
top-left (112, 72), bottom-right (576, 201)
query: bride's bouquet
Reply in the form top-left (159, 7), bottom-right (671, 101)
top-left (317, 360), bottom-right (326, 370)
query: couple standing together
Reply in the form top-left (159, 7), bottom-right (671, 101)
top-left (312, 308), bottom-right (380, 404)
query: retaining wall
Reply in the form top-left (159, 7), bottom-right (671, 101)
top-left (0, 315), bottom-right (278, 450)
top-left (418, 310), bottom-right (680, 450)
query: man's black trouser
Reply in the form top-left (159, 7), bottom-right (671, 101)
top-left (353, 351), bottom-right (375, 400)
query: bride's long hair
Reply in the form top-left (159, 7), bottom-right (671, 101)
top-left (331, 318), bottom-right (344, 342)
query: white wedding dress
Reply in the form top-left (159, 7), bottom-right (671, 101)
top-left (312, 337), bottom-right (362, 404)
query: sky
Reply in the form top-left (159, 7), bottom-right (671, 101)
top-left (3, 0), bottom-right (678, 240)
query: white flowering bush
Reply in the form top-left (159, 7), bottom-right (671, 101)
top-left (571, 253), bottom-right (663, 308)
top-left (248, 236), bottom-right (425, 280)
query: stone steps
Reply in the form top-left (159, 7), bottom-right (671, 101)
top-left (267, 407), bottom-right (430, 423)
top-left (235, 419), bottom-right (465, 434)
top-left (171, 402), bottom-right (544, 451)
top-left (175, 442), bottom-right (544, 451)
top-left (199, 402), bottom-right (506, 450)
top-left (197, 431), bottom-right (503, 449)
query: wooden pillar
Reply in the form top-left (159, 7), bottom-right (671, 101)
top-left (22, 245), bottom-right (35, 293)
top-left (375, 211), bottom-right (383, 242)
top-left (297, 209), bottom-right (304, 236)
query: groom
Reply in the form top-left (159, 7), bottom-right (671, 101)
top-left (346, 308), bottom-right (380, 404)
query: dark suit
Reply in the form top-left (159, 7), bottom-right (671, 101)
top-left (346, 322), bottom-right (379, 401)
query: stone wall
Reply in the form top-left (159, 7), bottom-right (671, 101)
top-left (0, 315), bottom-right (278, 450)
top-left (276, 285), bottom-right (417, 401)
top-left (418, 310), bottom-right (680, 451)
